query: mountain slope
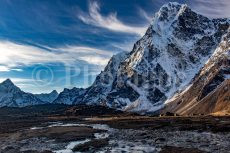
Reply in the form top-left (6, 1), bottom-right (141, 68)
top-left (81, 52), bottom-right (128, 105)
top-left (0, 79), bottom-right (45, 107)
top-left (82, 2), bottom-right (229, 113)
top-left (162, 29), bottom-right (230, 115)
top-left (35, 90), bottom-right (58, 103)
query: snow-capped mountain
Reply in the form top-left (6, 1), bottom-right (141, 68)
top-left (0, 79), bottom-right (45, 107)
top-left (53, 87), bottom-right (86, 105)
top-left (81, 2), bottom-right (230, 113)
top-left (35, 90), bottom-right (58, 103)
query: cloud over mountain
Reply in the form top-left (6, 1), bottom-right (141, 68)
top-left (78, 1), bottom-right (147, 36)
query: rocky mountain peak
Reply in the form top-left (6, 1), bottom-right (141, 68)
top-left (151, 2), bottom-right (188, 35)
top-left (155, 2), bottom-right (187, 21)
top-left (83, 3), bottom-right (230, 113)
top-left (0, 79), bottom-right (45, 107)
top-left (22, 2), bottom-right (228, 113)
top-left (2, 79), bottom-right (15, 86)
top-left (0, 79), bottom-right (21, 93)
top-left (50, 90), bottom-right (58, 95)
top-left (34, 90), bottom-right (59, 103)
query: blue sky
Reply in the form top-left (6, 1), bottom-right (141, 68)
top-left (0, 0), bottom-right (229, 93)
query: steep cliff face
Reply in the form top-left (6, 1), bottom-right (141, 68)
top-left (163, 29), bottom-right (230, 115)
top-left (82, 2), bottom-right (229, 113)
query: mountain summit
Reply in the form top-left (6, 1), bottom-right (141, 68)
top-left (2, 79), bottom-right (15, 86)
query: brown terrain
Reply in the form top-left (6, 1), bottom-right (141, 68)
top-left (163, 79), bottom-right (230, 116)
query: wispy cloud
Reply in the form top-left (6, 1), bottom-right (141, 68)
top-left (193, 0), bottom-right (230, 18)
top-left (78, 1), bottom-right (147, 36)
top-left (0, 41), bottom-right (114, 71)
top-left (138, 8), bottom-right (153, 23)
top-left (0, 66), bottom-right (23, 72)
top-left (52, 45), bottom-right (113, 66)
top-left (0, 65), bottom-right (10, 72)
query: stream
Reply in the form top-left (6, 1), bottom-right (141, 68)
top-left (50, 123), bottom-right (157, 153)
top-left (1, 122), bottom-right (229, 153)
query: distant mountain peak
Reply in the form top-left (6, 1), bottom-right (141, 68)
top-left (0, 79), bottom-right (21, 93)
top-left (50, 90), bottom-right (58, 95)
top-left (2, 79), bottom-right (14, 86)
top-left (35, 90), bottom-right (59, 103)
top-left (53, 87), bottom-right (86, 105)
top-left (0, 78), bottom-right (45, 107)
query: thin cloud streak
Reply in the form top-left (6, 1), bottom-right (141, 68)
top-left (78, 1), bottom-right (147, 36)
top-left (0, 41), bottom-right (114, 71)
top-left (0, 66), bottom-right (23, 72)
top-left (139, 8), bottom-right (153, 23)
top-left (0, 66), bottom-right (10, 72)
top-left (111, 41), bottom-right (135, 52)
top-left (193, 0), bottom-right (230, 18)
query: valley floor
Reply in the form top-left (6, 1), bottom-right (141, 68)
top-left (0, 106), bottom-right (229, 153)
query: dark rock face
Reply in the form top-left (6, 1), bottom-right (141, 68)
top-left (198, 71), bottom-right (226, 101)
top-left (173, 7), bottom-right (211, 40)
top-left (106, 86), bottom-right (140, 108)
top-left (147, 88), bottom-right (166, 104)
